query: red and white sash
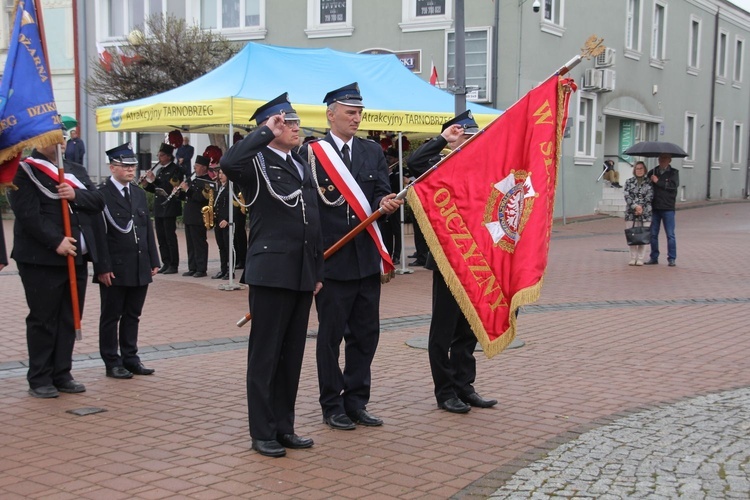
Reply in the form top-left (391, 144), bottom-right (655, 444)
top-left (24, 157), bottom-right (86, 189)
top-left (311, 140), bottom-right (394, 275)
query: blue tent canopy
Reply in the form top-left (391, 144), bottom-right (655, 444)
top-left (96, 42), bottom-right (502, 134)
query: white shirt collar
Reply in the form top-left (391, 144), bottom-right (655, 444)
top-left (110, 176), bottom-right (129, 195)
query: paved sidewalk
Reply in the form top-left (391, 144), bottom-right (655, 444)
top-left (0, 202), bottom-right (749, 499)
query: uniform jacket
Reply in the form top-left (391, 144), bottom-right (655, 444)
top-left (299, 133), bottom-right (391, 281)
top-left (647, 166), bottom-right (679, 211)
top-left (407, 135), bottom-right (449, 272)
top-left (142, 161), bottom-right (184, 218)
top-left (93, 178), bottom-right (160, 287)
top-left (221, 126), bottom-right (324, 292)
top-left (9, 150), bottom-right (105, 267)
top-left (213, 182), bottom-right (243, 224)
top-left (181, 173), bottom-right (212, 226)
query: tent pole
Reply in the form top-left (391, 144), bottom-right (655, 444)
top-left (396, 132), bottom-right (412, 275)
top-left (221, 97), bottom-right (241, 291)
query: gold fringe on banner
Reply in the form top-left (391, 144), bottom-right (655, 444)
top-left (405, 77), bottom-right (569, 359)
top-left (0, 129), bottom-right (64, 164)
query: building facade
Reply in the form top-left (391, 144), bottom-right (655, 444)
top-left (78, 1), bottom-right (750, 216)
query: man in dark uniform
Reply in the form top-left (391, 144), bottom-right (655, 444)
top-left (179, 155), bottom-right (213, 278)
top-left (407, 111), bottom-right (498, 414)
top-left (299, 83), bottom-right (402, 430)
top-left (221, 93), bottom-right (324, 458)
top-left (141, 143), bottom-right (183, 274)
top-left (95, 144), bottom-right (160, 379)
top-left (9, 143), bottom-right (105, 398)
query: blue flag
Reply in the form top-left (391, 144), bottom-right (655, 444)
top-left (0, 0), bottom-right (63, 175)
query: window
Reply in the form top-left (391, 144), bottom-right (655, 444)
top-left (688, 16), bottom-right (701, 73)
top-left (717, 29), bottom-right (728, 81)
top-left (0, 0), bottom-right (15, 49)
top-left (306, 0), bottom-right (352, 38)
top-left (684, 113), bottom-right (696, 162)
top-left (400, 0), bottom-right (453, 32)
top-left (575, 92), bottom-right (596, 159)
top-left (625, 0), bottom-right (642, 55)
top-left (446, 28), bottom-right (492, 102)
top-left (540, 0), bottom-right (565, 37)
top-left (650, 1), bottom-right (667, 67)
top-left (732, 122), bottom-right (743, 165)
top-left (733, 36), bottom-right (745, 84)
top-left (712, 119), bottom-right (724, 163)
top-left (104, 0), bottom-right (186, 39)
top-left (201, 0), bottom-right (264, 37)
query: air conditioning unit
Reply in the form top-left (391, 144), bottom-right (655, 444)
top-left (582, 68), bottom-right (602, 90)
top-left (600, 69), bottom-right (616, 92)
top-left (595, 47), bottom-right (616, 68)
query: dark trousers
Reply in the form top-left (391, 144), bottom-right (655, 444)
top-left (185, 223), bottom-right (208, 273)
top-left (153, 216), bottom-right (179, 269)
top-left (18, 263), bottom-right (87, 389)
top-left (215, 225), bottom-right (229, 274)
top-left (428, 271), bottom-right (477, 404)
top-left (315, 275), bottom-right (381, 417)
top-left (380, 214), bottom-right (401, 261)
top-left (412, 222), bottom-right (428, 264)
top-left (98, 284), bottom-right (149, 369)
top-left (234, 215), bottom-right (248, 267)
top-left (246, 285), bottom-right (312, 440)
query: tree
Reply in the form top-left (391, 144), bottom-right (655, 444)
top-left (85, 15), bottom-right (239, 107)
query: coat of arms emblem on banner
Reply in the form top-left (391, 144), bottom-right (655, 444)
top-left (483, 170), bottom-right (537, 252)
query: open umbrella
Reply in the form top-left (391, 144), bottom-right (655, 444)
top-left (60, 115), bottom-right (78, 131)
top-left (624, 141), bottom-right (688, 158)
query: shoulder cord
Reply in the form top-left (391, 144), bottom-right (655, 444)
top-left (307, 146), bottom-right (346, 207)
top-left (102, 205), bottom-right (133, 234)
top-left (20, 161), bottom-right (61, 200)
top-left (250, 152), bottom-right (307, 223)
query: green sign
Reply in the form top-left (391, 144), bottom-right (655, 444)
top-left (619, 120), bottom-right (635, 162)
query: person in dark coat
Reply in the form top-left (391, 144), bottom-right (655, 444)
top-left (211, 167), bottom-right (243, 280)
top-left (645, 154), bottom-right (679, 266)
top-left (94, 144), bottom-right (160, 379)
top-left (141, 143), bottom-right (184, 274)
top-left (407, 111), bottom-right (498, 414)
top-left (179, 155), bottom-right (213, 278)
top-left (221, 93), bottom-right (324, 458)
top-left (64, 129), bottom-right (85, 165)
top-left (298, 83), bottom-right (402, 431)
top-left (9, 143), bottom-right (105, 398)
top-left (175, 135), bottom-right (195, 178)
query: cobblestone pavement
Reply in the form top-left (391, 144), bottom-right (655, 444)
top-left (490, 387), bottom-right (750, 499)
top-left (0, 201), bottom-right (749, 499)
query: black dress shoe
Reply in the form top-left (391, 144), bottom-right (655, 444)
top-left (106, 366), bottom-right (133, 379)
top-left (461, 393), bottom-right (498, 408)
top-left (157, 265), bottom-right (169, 274)
top-left (644, 260), bottom-right (658, 265)
top-left (182, 271), bottom-right (195, 276)
top-left (438, 397), bottom-right (471, 413)
top-left (323, 413), bottom-right (356, 430)
top-left (55, 380), bottom-right (86, 393)
top-left (348, 408), bottom-right (383, 426)
top-left (211, 271), bottom-right (226, 279)
top-left (125, 363), bottom-right (155, 376)
top-left (28, 385), bottom-right (59, 398)
top-left (193, 271), bottom-right (207, 278)
top-left (277, 434), bottom-right (314, 449)
top-left (162, 267), bottom-right (178, 275)
top-left (251, 439), bottom-right (286, 457)
top-left (407, 252), bottom-right (418, 258)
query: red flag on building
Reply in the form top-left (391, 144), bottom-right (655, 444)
top-left (429, 59), bottom-right (439, 86)
top-left (406, 75), bottom-right (575, 358)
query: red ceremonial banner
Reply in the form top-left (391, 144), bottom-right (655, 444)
top-left (406, 75), bottom-right (574, 358)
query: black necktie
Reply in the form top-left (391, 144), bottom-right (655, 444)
top-left (123, 186), bottom-right (131, 205)
top-left (341, 144), bottom-right (352, 170)
top-left (286, 155), bottom-right (301, 179)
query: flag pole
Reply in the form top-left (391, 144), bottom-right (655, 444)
top-left (35, 1), bottom-right (83, 340)
top-left (236, 49), bottom-right (589, 327)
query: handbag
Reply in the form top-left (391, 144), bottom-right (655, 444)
top-left (624, 218), bottom-right (650, 246)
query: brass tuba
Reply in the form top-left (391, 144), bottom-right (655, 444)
top-left (201, 184), bottom-right (215, 229)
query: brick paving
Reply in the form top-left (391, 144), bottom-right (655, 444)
top-left (0, 201), bottom-right (749, 499)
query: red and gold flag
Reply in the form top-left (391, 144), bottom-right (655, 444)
top-left (406, 75), bottom-right (575, 358)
